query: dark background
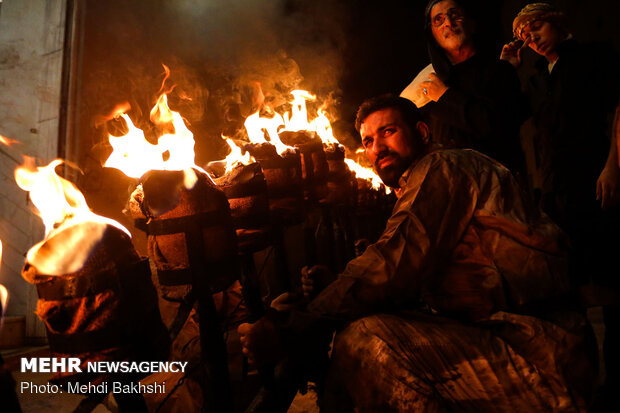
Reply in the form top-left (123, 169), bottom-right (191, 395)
top-left (66, 0), bottom-right (620, 226)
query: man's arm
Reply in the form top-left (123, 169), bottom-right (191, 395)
top-left (298, 153), bottom-right (478, 327)
top-left (239, 153), bottom-right (479, 365)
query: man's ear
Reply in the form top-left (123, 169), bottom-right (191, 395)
top-left (415, 121), bottom-right (431, 144)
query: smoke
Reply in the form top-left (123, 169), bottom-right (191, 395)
top-left (81, 0), bottom-right (350, 164)
top-left (160, 0), bottom-right (347, 95)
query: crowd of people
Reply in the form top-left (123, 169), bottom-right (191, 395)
top-left (239, 2), bottom-right (620, 412)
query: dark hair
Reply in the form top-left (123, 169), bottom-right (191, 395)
top-left (355, 94), bottom-right (423, 133)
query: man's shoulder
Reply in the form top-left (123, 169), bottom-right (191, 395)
top-left (399, 148), bottom-right (501, 198)
top-left (410, 148), bottom-right (503, 181)
top-left (419, 148), bottom-right (498, 167)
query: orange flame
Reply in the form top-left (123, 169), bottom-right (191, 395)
top-left (0, 134), bottom-right (18, 146)
top-left (221, 136), bottom-right (255, 174)
top-left (105, 114), bottom-right (164, 178)
top-left (0, 284), bottom-right (6, 327)
top-left (0, 284), bottom-right (6, 316)
top-left (283, 90), bottom-right (316, 132)
top-left (279, 90), bottom-right (339, 146)
top-left (312, 107), bottom-right (340, 146)
top-left (104, 66), bottom-right (207, 186)
top-left (0, 239), bottom-right (6, 325)
top-left (241, 89), bottom-right (392, 191)
top-left (15, 158), bottom-right (130, 237)
top-left (344, 158), bottom-right (391, 194)
top-left (15, 158), bottom-right (132, 275)
top-left (244, 110), bottom-right (294, 156)
top-left (105, 93), bottom-right (203, 181)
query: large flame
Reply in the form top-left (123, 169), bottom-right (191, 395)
top-left (104, 66), bottom-right (207, 186)
top-left (242, 88), bottom-right (390, 191)
top-left (105, 113), bottom-right (164, 178)
top-left (281, 90), bottom-right (340, 146)
top-left (244, 110), bottom-right (293, 156)
top-left (283, 90), bottom-right (316, 132)
top-left (312, 107), bottom-right (340, 146)
top-left (15, 158), bottom-right (132, 274)
top-left (104, 93), bottom-right (203, 181)
top-left (222, 136), bottom-right (255, 174)
top-left (14, 158), bottom-right (130, 237)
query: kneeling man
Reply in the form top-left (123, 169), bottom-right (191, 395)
top-left (240, 95), bottom-right (595, 412)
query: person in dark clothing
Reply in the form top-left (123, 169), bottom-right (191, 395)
top-left (401, 0), bottom-right (526, 176)
top-left (502, 3), bottom-right (620, 409)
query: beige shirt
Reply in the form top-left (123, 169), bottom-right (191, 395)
top-left (308, 148), bottom-right (570, 322)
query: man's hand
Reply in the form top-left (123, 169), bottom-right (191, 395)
top-left (418, 73), bottom-right (449, 102)
top-left (596, 164), bottom-right (620, 209)
top-left (270, 291), bottom-right (303, 312)
top-left (500, 38), bottom-right (530, 68)
top-left (238, 316), bottom-right (282, 367)
top-left (301, 265), bottom-right (333, 300)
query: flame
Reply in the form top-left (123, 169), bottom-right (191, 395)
top-left (104, 67), bottom-right (208, 187)
top-left (344, 158), bottom-right (390, 194)
top-left (105, 114), bottom-right (164, 178)
top-left (241, 88), bottom-right (392, 192)
top-left (0, 134), bottom-right (18, 146)
top-left (0, 284), bottom-right (6, 328)
top-left (15, 159), bottom-right (133, 275)
top-left (0, 239), bottom-right (6, 325)
top-left (283, 90), bottom-right (316, 132)
top-left (244, 110), bottom-right (293, 156)
top-left (105, 92), bottom-right (203, 182)
top-left (222, 136), bottom-right (255, 174)
top-left (150, 91), bottom-right (175, 126)
top-left (15, 158), bottom-right (130, 238)
top-left (281, 90), bottom-right (340, 146)
top-left (312, 107), bottom-right (340, 145)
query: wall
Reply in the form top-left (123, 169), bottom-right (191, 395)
top-left (0, 0), bottom-right (67, 341)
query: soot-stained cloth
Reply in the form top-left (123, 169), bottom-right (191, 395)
top-left (284, 148), bottom-right (595, 412)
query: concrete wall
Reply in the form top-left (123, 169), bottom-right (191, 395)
top-left (0, 0), bottom-right (67, 340)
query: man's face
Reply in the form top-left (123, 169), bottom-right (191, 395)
top-left (521, 20), bottom-right (564, 59)
top-left (360, 108), bottom-right (422, 188)
top-left (430, 0), bottom-right (472, 52)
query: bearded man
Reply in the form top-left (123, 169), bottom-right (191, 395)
top-left (240, 95), bottom-right (595, 412)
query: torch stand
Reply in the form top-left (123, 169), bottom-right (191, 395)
top-left (137, 214), bottom-right (234, 413)
top-left (23, 229), bottom-right (168, 413)
top-left (130, 169), bottom-right (241, 413)
top-left (244, 145), bottom-right (304, 294)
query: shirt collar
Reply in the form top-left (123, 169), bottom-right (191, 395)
top-left (535, 37), bottom-right (577, 72)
